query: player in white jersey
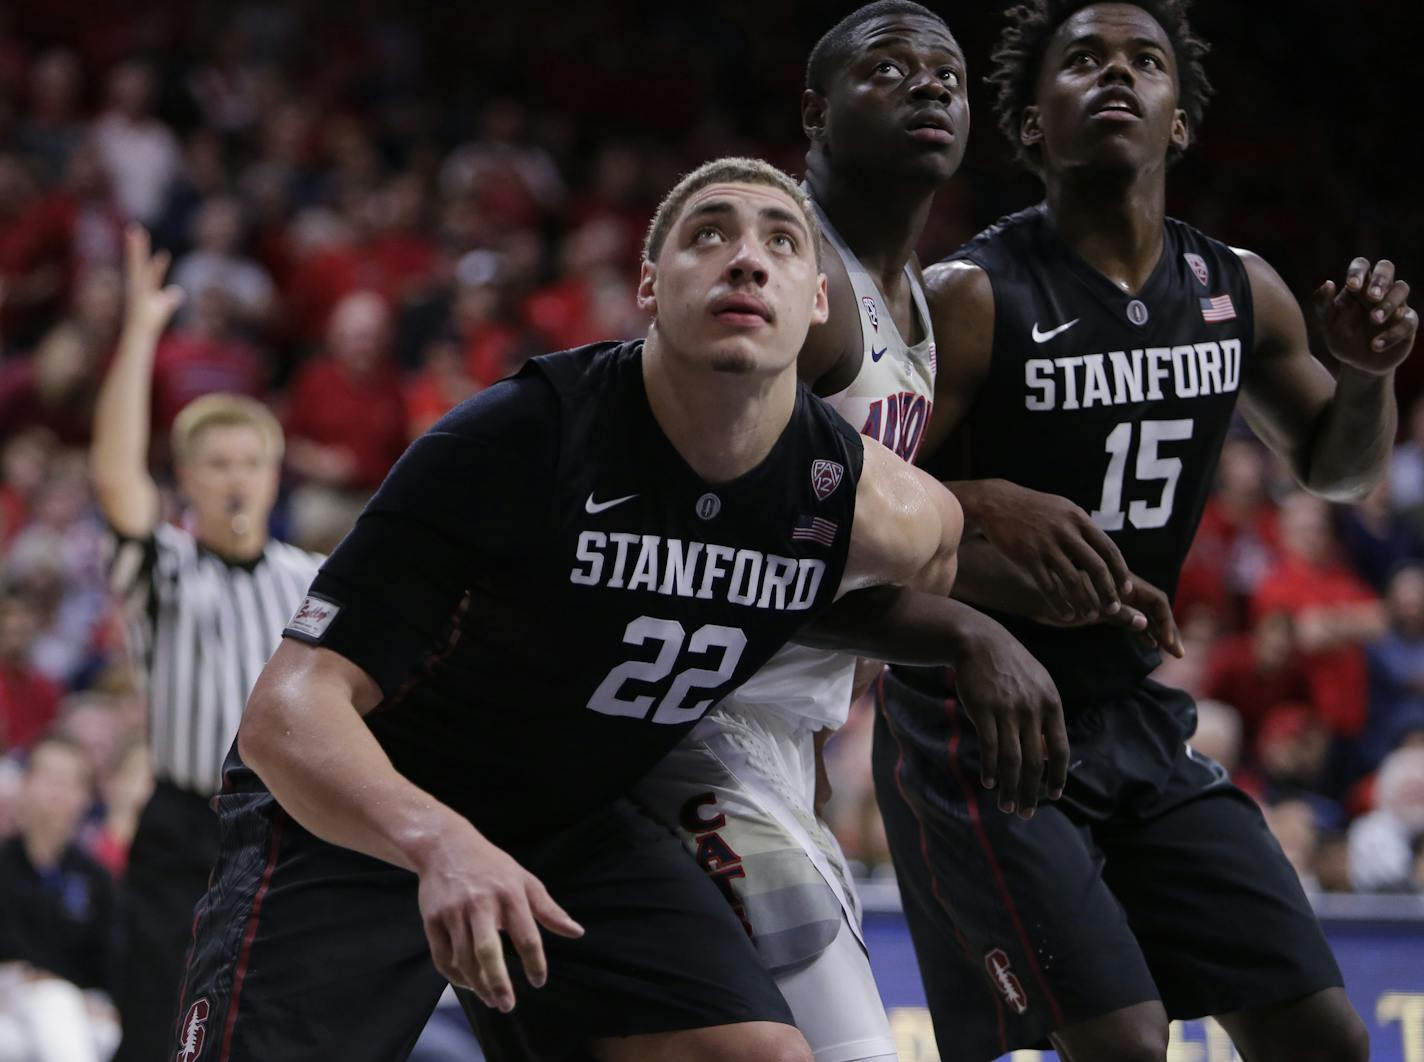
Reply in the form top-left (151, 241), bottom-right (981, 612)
top-left (636, 5), bottom-right (996, 1059)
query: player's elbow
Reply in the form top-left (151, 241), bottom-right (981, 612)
top-left (237, 674), bottom-right (291, 777)
top-left (1302, 464), bottom-right (1379, 505)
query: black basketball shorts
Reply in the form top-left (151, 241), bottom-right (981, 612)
top-left (173, 792), bottom-right (792, 1062)
top-left (872, 671), bottom-right (1342, 1062)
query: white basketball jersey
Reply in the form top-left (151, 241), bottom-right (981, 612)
top-left (718, 196), bottom-right (936, 730)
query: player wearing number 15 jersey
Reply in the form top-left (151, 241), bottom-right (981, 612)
top-left (171, 158), bottom-right (992, 1062)
top-left (875, 3), bottom-right (1416, 1062)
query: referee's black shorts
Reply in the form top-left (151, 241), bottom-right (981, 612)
top-left (174, 790), bottom-right (791, 1062)
top-left (873, 671), bottom-right (1342, 1062)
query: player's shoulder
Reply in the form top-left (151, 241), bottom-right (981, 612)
top-left (430, 340), bottom-right (637, 440)
top-left (1164, 215), bottom-right (1251, 272)
top-left (524, 339), bottom-right (641, 396)
top-left (946, 203), bottom-right (1051, 273)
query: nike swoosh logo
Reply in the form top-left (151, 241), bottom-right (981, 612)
top-left (585, 492), bottom-right (638, 515)
top-left (870, 346), bottom-right (888, 362)
top-left (1031, 318), bottom-right (1080, 343)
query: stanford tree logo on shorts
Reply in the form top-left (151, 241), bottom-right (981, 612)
top-left (984, 949), bottom-right (1029, 1015)
top-left (176, 998), bottom-right (209, 1062)
top-left (810, 459), bottom-right (844, 500)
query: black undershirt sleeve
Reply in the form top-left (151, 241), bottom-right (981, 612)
top-left (284, 368), bottom-right (560, 697)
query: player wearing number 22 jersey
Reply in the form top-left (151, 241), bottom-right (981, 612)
top-left (171, 161), bottom-right (980, 1062)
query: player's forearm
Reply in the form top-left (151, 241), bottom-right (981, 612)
top-left (797, 586), bottom-right (1002, 665)
top-left (90, 320), bottom-right (162, 529)
top-left (950, 535), bottom-right (1056, 621)
top-left (1300, 365), bottom-right (1397, 503)
top-left (239, 676), bottom-right (472, 874)
top-left (940, 478), bottom-right (1015, 536)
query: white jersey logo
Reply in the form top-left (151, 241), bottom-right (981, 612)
top-left (1031, 318), bottom-right (1080, 344)
top-left (585, 492), bottom-right (639, 515)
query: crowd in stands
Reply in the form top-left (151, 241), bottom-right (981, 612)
top-left (0, 0), bottom-right (1421, 1051)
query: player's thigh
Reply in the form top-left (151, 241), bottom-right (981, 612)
top-left (1097, 773), bottom-right (1343, 1020)
top-left (176, 805), bottom-right (444, 1062)
top-left (775, 918), bottom-right (896, 1062)
top-left (592, 1021), bottom-right (812, 1062)
top-left (633, 724), bottom-right (851, 970)
top-left (872, 679), bottom-right (1161, 1060)
top-left (465, 799), bottom-right (795, 1062)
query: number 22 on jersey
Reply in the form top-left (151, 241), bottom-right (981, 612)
top-left (1090, 418), bottom-right (1195, 532)
top-left (587, 616), bottom-right (747, 725)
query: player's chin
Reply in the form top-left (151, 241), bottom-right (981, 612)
top-left (703, 335), bottom-right (787, 376)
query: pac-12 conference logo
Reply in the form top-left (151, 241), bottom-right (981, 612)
top-left (811, 460), bottom-right (844, 500)
top-left (862, 296), bottom-right (880, 332)
top-left (176, 998), bottom-right (209, 1062)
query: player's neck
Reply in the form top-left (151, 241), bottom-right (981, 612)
top-left (641, 331), bottom-right (799, 485)
top-left (804, 162), bottom-right (933, 289)
top-left (1046, 168), bottom-right (1167, 295)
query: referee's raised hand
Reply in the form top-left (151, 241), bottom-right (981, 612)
top-left (123, 224), bottom-right (185, 335)
top-left (415, 824), bottom-right (584, 1012)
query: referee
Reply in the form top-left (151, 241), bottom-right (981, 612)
top-left (91, 228), bottom-right (321, 1062)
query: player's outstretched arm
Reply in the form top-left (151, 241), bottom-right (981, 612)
top-left (90, 226), bottom-right (184, 537)
top-left (921, 259), bottom-right (1133, 623)
top-left (239, 641), bottom-right (584, 1013)
top-left (807, 442), bottom-right (1069, 816)
top-left (1238, 251), bottom-right (1417, 502)
top-left (796, 588), bottom-right (1067, 817)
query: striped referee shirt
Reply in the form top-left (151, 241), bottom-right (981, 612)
top-left (105, 522), bottom-right (322, 796)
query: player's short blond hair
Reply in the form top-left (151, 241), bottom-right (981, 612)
top-left (642, 156), bottom-right (822, 267)
top-left (170, 393), bottom-right (284, 466)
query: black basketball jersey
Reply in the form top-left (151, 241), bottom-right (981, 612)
top-left (267, 341), bottom-right (864, 846)
top-left (921, 205), bottom-right (1255, 705)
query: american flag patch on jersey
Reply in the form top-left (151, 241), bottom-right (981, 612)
top-left (1200, 294), bottom-right (1237, 322)
top-left (792, 515), bottom-right (838, 546)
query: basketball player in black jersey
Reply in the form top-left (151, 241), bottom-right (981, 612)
top-left (171, 157), bottom-right (1068, 1062)
top-left (875, 4), bottom-right (1418, 1062)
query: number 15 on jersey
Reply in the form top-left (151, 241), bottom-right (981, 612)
top-left (1090, 418), bottom-right (1195, 532)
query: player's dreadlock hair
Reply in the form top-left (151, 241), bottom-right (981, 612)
top-left (806, 0), bottom-right (949, 94)
top-left (988, 0), bottom-right (1213, 172)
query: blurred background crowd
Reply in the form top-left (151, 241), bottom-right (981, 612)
top-left (0, 0), bottom-right (1421, 1047)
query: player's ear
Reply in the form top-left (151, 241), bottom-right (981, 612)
top-left (1170, 108), bottom-right (1189, 153)
top-left (1020, 106), bottom-right (1043, 148)
top-left (636, 259), bottom-right (658, 315)
top-left (810, 271), bottom-right (829, 326)
top-left (801, 89), bottom-right (828, 142)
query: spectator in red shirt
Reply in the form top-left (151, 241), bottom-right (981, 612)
top-left (1203, 611), bottom-right (1314, 743)
top-left (451, 249), bottom-right (521, 386)
top-left (0, 593), bottom-right (61, 754)
top-left (150, 285), bottom-right (267, 441)
top-left (1253, 492), bottom-right (1386, 737)
top-left (0, 267), bottom-right (122, 447)
top-left (403, 333), bottom-right (479, 440)
top-left (285, 291), bottom-right (407, 551)
top-left (1177, 438), bottom-right (1281, 629)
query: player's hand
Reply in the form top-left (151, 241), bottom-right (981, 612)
top-left (123, 225), bottom-right (185, 336)
top-left (1315, 258), bottom-right (1417, 375)
top-left (965, 480), bottom-right (1132, 624)
top-left (415, 822), bottom-right (584, 1012)
top-left (951, 611), bottom-right (1069, 819)
top-left (1116, 572), bottom-right (1183, 658)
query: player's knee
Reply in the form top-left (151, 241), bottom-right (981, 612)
top-left (729, 1023), bottom-right (814, 1062)
top-left (1059, 1014), bottom-right (1168, 1062)
top-left (1109, 1024), bottom-right (1169, 1062)
top-left (1270, 1009), bottom-right (1370, 1062)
